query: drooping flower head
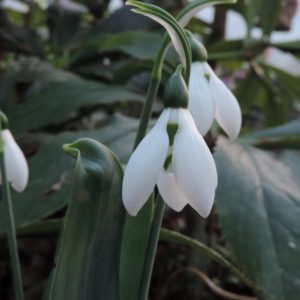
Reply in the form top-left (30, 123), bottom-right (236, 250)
top-left (122, 67), bottom-right (217, 217)
top-left (187, 32), bottom-right (242, 140)
top-left (0, 112), bottom-right (29, 192)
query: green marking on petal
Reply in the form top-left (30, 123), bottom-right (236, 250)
top-left (163, 154), bottom-right (172, 170)
top-left (204, 72), bottom-right (210, 81)
top-left (167, 123), bottom-right (179, 146)
top-left (163, 123), bottom-right (179, 170)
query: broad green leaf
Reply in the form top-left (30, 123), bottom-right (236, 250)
top-left (93, 6), bottom-right (156, 33)
top-left (47, 2), bottom-right (85, 48)
top-left (48, 138), bottom-right (125, 299)
top-left (74, 31), bottom-right (161, 60)
top-left (215, 138), bottom-right (300, 300)
top-left (0, 57), bottom-right (75, 109)
top-left (0, 114), bottom-right (140, 235)
top-left (0, 11), bottom-right (43, 55)
top-left (98, 31), bottom-right (161, 60)
top-left (7, 79), bottom-right (144, 134)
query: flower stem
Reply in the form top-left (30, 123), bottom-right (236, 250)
top-left (0, 128), bottom-right (24, 300)
top-left (134, 37), bottom-right (169, 147)
top-left (134, 17), bottom-right (190, 300)
top-left (138, 195), bottom-right (165, 300)
top-left (133, 37), bottom-right (169, 300)
top-left (159, 229), bottom-right (260, 293)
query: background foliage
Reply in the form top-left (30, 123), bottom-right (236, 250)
top-left (0, 0), bottom-right (300, 299)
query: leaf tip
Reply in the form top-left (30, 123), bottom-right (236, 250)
top-left (63, 143), bottom-right (79, 158)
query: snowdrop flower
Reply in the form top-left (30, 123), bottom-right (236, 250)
top-left (122, 67), bottom-right (217, 217)
top-left (0, 129), bottom-right (29, 192)
top-left (187, 34), bottom-right (242, 140)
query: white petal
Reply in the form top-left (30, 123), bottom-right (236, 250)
top-left (172, 109), bottom-right (217, 218)
top-left (205, 63), bottom-right (242, 140)
top-left (122, 109), bottom-right (170, 216)
top-left (1, 129), bottom-right (29, 192)
top-left (157, 170), bottom-right (187, 212)
top-left (188, 62), bottom-right (215, 136)
top-left (133, 11), bottom-right (186, 67)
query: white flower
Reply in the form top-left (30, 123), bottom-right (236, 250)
top-left (122, 108), bottom-right (217, 218)
top-left (0, 129), bottom-right (29, 192)
top-left (188, 62), bottom-right (242, 140)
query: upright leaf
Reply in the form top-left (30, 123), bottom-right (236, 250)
top-left (48, 138), bottom-right (125, 299)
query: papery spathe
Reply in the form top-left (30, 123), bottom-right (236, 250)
top-left (0, 129), bottom-right (29, 192)
top-left (122, 108), bottom-right (217, 217)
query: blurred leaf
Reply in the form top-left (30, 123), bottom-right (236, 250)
top-left (258, 0), bottom-right (281, 36)
top-left (260, 63), bottom-right (300, 100)
top-left (234, 69), bottom-right (268, 111)
top-left (98, 31), bottom-right (161, 60)
top-left (160, 229), bottom-right (259, 291)
top-left (95, 6), bottom-right (156, 33)
top-left (6, 78), bottom-right (144, 133)
top-left (47, 138), bottom-right (124, 299)
top-left (208, 39), bottom-right (244, 54)
top-left (271, 40), bottom-right (300, 56)
top-left (215, 138), bottom-right (300, 300)
top-left (0, 57), bottom-right (76, 109)
top-left (239, 0), bottom-right (281, 36)
top-left (0, 10), bottom-right (43, 55)
top-left (251, 62), bottom-right (292, 126)
top-left (113, 60), bottom-right (152, 84)
top-left (47, 2), bottom-right (86, 48)
top-left (0, 114), bottom-right (140, 235)
top-left (208, 39), bottom-right (265, 60)
top-left (242, 119), bottom-right (300, 149)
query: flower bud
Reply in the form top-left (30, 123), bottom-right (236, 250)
top-left (164, 65), bottom-right (189, 109)
top-left (0, 129), bottom-right (29, 192)
top-left (186, 31), bottom-right (207, 62)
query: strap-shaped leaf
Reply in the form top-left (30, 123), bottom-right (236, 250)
top-left (177, 0), bottom-right (237, 27)
top-left (47, 138), bottom-right (125, 300)
top-left (126, 0), bottom-right (190, 69)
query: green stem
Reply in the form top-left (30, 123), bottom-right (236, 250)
top-left (159, 229), bottom-right (260, 293)
top-left (134, 37), bottom-right (169, 147)
top-left (133, 36), bottom-right (169, 300)
top-left (0, 129), bottom-right (24, 300)
top-left (138, 196), bottom-right (165, 300)
top-left (133, 9), bottom-right (192, 300)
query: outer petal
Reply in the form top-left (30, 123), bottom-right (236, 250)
top-left (1, 129), bottom-right (29, 192)
top-left (188, 62), bottom-right (215, 136)
top-left (173, 109), bottom-right (217, 218)
top-left (205, 63), bottom-right (242, 140)
top-left (122, 109), bottom-right (170, 216)
top-left (157, 170), bottom-right (187, 212)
